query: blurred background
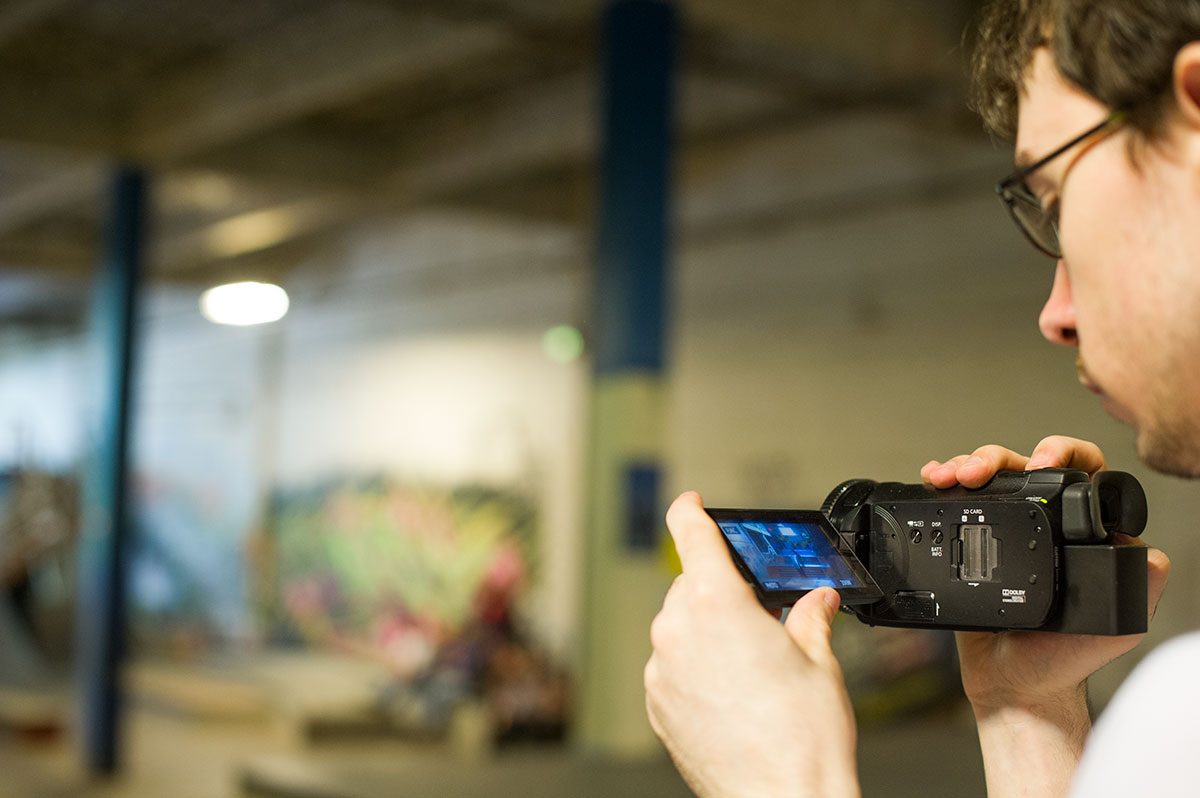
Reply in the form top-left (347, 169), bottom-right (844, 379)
top-left (3, 0), bottom-right (1199, 796)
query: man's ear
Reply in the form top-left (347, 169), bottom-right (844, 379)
top-left (1172, 42), bottom-right (1200, 129)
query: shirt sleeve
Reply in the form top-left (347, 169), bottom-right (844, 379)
top-left (1069, 631), bottom-right (1200, 797)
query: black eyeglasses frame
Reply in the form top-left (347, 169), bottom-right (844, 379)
top-left (994, 111), bottom-right (1127, 259)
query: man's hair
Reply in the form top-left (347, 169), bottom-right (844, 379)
top-left (968, 0), bottom-right (1200, 141)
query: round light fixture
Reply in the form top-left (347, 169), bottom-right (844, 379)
top-left (200, 281), bottom-right (289, 326)
top-left (542, 324), bottom-right (584, 363)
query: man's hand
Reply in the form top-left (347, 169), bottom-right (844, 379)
top-left (644, 491), bottom-right (860, 798)
top-left (921, 435), bottom-right (1171, 797)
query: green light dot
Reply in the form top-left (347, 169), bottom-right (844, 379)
top-left (543, 325), bottom-right (584, 363)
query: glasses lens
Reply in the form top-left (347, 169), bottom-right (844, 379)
top-left (1000, 185), bottom-right (1061, 258)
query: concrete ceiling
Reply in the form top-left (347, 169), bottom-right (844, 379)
top-left (0, 0), bottom-right (992, 327)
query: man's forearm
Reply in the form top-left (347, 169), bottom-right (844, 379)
top-left (972, 686), bottom-right (1091, 798)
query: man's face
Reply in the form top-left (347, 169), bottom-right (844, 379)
top-left (1018, 48), bottom-right (1200, 477)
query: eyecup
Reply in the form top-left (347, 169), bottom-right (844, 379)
top-left (1093, 470), bottom-right (1148, 537)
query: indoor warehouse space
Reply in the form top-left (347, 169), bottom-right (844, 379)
top-left (2, 1), bottom-right (1198, 796)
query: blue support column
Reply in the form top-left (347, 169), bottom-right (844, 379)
top-left (578, 0), bottom-right (677, 756)
top-left (77, 167), bottom-right (145, 775)
top-left (593, 0), bottom-right (674, 376)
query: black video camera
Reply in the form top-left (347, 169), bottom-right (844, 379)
top-left (709, 468), bottom-right (1148, 635)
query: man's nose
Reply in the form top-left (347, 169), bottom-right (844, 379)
top-left (1038, 260), bottom-right (1079, 345)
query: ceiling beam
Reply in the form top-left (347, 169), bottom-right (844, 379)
top-left (170, 20), bottom-right (596, 191)
top-left (0, 235), bottom-right (94, 277)
top-left (0, 73), bottom-right (119, 153)
top-left (152, 194), bottom-right (361, 273)
top-left (129, 3), bottom-right (514, 163)
top-left (147, 65), bottom-right (848, 265)
top-left (682, 0), bottom-right (978, 79)
top-left (0, 163), bottom-right (105, 236)
top-left (154, 233), bottom-right (326, 288)
top-left (0, 0), bottom-right (74, 49)
top-left (176, 131), bottom-right (392, 191)
top-left (384, 65), bottom-right (787, 199)
top-left (389, 71), bottom-right (594, 200)
top-left (148, 67), bottom-right (607, 268)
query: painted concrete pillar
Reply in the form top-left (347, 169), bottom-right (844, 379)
top-left (577, 0), bottom-right (677, 757)
top-left (77, 167), bottom-right (145, 775)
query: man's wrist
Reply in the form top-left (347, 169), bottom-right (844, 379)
top-left (970, 680), bottom-right (1089, 720)
top-left (971, 683), bottom-right (1091, 798)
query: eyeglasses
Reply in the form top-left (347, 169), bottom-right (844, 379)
top-left (995, 111), bottom-right (1126, 259)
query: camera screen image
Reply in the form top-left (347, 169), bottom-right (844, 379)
top-left (717, 519), bottom-right (866, 592)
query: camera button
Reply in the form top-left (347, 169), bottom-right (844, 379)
top-left (893, 591), bottom-right (937, 620)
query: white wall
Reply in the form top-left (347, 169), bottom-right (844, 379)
top-left (0, 330), bottom-right (87, 471)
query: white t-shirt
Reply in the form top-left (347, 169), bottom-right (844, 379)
top-left (1069, 630), bottom-right (1200, 796)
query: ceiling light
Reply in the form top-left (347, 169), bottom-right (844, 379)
top-left (542, 324), bottom-right (584, 363)
top-left (200, 281), bottom-right (289, 326)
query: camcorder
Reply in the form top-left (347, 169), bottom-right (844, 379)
top-left (709, 468), bottom-right (1149, 635)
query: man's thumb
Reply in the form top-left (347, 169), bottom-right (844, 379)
top-left (784, 587), bottom-right (839, 655)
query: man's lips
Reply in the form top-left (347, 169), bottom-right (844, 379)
top-left (1077, 354), bottom-right (1135, 425)
top-left (1077, 354), bottom-right (1103, 395)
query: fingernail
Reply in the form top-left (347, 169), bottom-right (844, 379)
top-left (823, 588), bottom-right (840, 609)
top-left (963, 456), bottom-right (984, 469)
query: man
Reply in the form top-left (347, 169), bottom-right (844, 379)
top-left (644, 1), bottom-right (1196, 795)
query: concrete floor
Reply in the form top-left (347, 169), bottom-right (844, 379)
top-left (0, 704), bottom-right (986, 798)
top-left (0, 648), bottom-right (986, 798)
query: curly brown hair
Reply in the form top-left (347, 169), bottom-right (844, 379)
top-left (968, 0), bottom-right (1200, 141)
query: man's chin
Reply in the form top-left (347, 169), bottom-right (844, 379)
top-left (1086, 377), bottom-right (1135, 426)
top-left (1100, 395), bottom-right (1135, 427)
top-left (1136, 423), bottom-right (1200, 479)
